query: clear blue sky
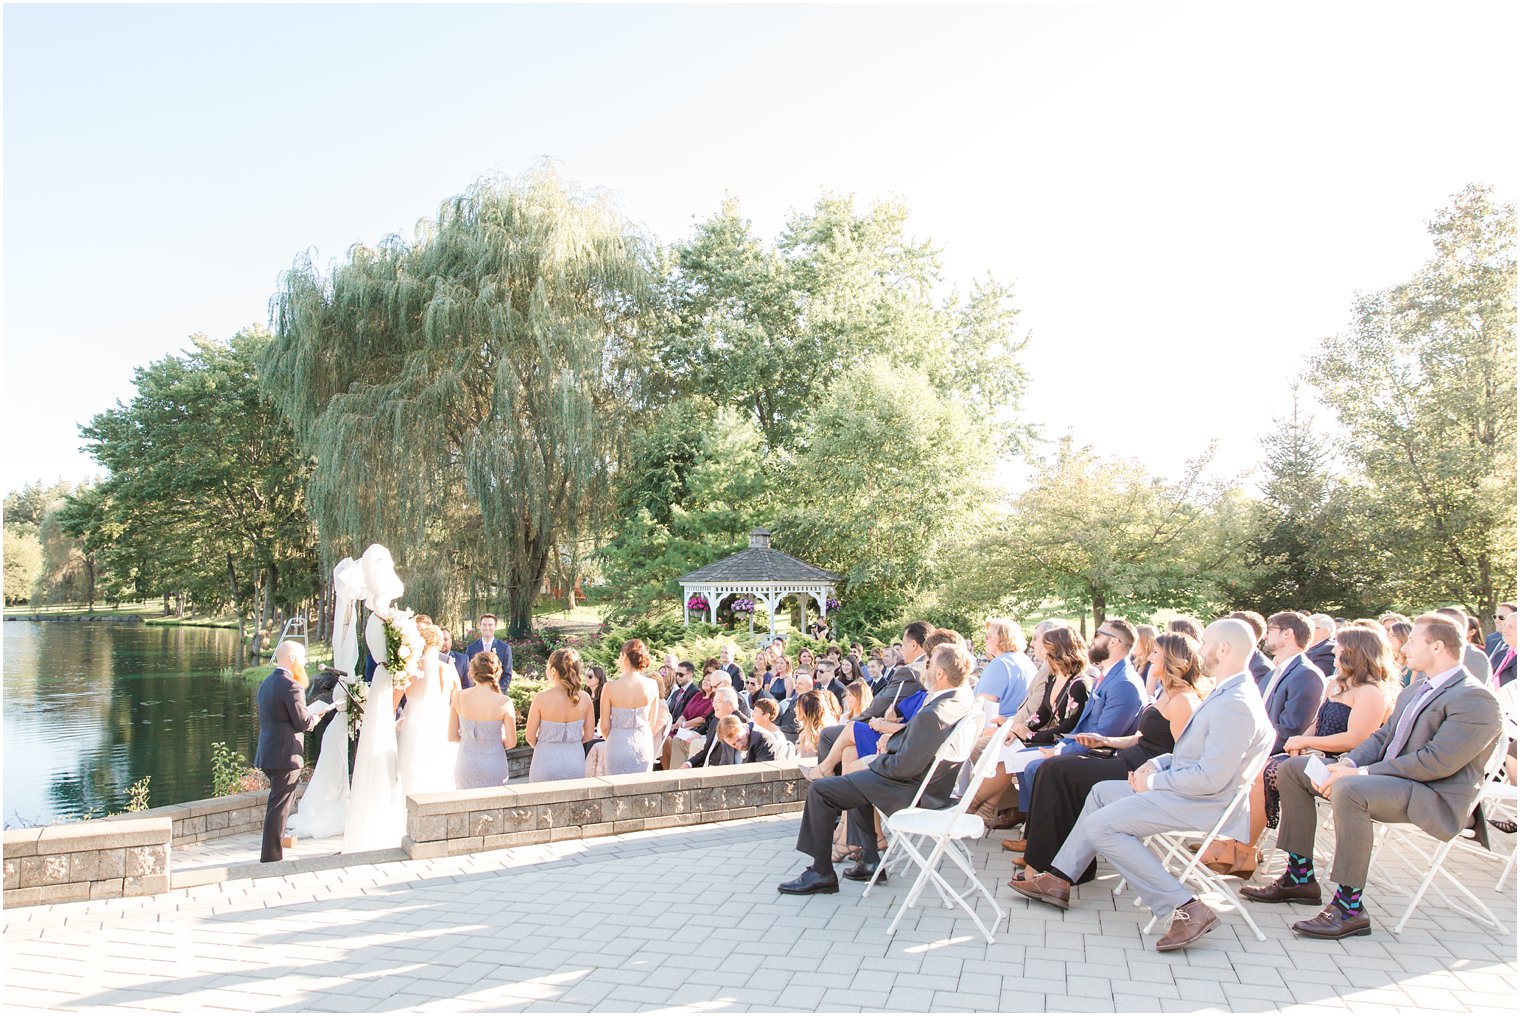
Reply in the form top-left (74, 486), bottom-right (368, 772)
top-left (5, 2), bottom-right (1517, 495)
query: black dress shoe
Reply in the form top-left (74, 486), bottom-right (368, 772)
top-left (1292, 905), bottom-right (1372, 939)
top-left (778, 869), bottom-right (840, 895)
top-left (1240, 874), bottom-right (1323, 905)
top-left (842, 860), bottom-right (884, 883)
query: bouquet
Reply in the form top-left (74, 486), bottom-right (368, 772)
top-left (686, 593), bottom-right (710, 613)
top-left (378, 607), bottom-right (424, 690)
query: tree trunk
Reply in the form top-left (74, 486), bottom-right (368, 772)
top-left (1091, 586), bottom-right (1106, 632)
top-left (85, 557), bottom-right (96, 612)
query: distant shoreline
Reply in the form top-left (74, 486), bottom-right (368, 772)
top-left (3, 613), bottom-right (240, 631)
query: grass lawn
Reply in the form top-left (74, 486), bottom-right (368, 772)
top-left (4, 600), bottom-right (164, 619)
top-left (531, 602), bottom-right (606, 626)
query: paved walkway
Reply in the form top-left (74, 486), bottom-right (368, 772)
top-left (3, 813), bottom-right (1515, 1013)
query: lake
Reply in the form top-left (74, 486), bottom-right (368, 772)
top-left (2, 620), bottom-right (258, 826)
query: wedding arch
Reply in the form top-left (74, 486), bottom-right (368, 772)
top-left (679, 528), bottom-right (839, 640)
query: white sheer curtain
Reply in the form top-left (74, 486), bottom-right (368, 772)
top-left (342, 547), bottom-right (408, 852)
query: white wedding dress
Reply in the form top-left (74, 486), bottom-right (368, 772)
top-left (396, 648), bottom-right (460, 796)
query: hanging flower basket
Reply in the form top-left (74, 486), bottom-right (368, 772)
top-left (732, 597), bottom-right (755, 616)
top-left (687, 594), bottom-right (710, 613)
top-left (826, 597), bottom-right (841, 612)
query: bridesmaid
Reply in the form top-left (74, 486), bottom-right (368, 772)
top-left (602, 639), bottom-right (661, 775)
top-left (448, 653), bottom-right (517, 789)
top-left (527, 648), bottom-right (596, 782)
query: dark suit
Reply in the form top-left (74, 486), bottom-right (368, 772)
top-left (1261, 653), bottom-right (1328, 754)
top-left (691, 720), bottom-right (785, 767)
top-left (1306, 637), bottom-right (1336, 678)
top-left (667, 680), bottom-right (700, 722)
top-left (465, 637), bottom-right (513, 688)
top-left (445, 649), bottom-right (473, 688)
top-left (796, 688), bottom-right (977, 874)
top-left (1485, 631), bottom-right (1504, 655)
top-left (1248, 649), bottom-right (1274, 686)
top-left (723, 662), bottom-right (744, 694)
top-left (1490, 642), bottom-right (1516, 688)
top-left (255, 668), bottom-right (321, 863)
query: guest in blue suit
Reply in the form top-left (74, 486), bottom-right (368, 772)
top-left (1261, 611), bottom-right (1329, 753)
top-left (440, 629), bottom-right (474, 688)
top-left (465, 613), bottom-right (513, 689)
top-left (1016, 618), bottom-right (1146, 814)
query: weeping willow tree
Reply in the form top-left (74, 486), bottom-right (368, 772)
top-left (263, 167), bottom-right (654, 635)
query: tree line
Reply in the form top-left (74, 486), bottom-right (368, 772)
top-left (7, 171), bottom-right (1512, 648)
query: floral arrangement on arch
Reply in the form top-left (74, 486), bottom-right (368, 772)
top-left (378, 607), bottom-right (424, 690)
top-left (337, 677), bottom-right (367, 740)
top-left (686, 593), bottom-right (710, 613)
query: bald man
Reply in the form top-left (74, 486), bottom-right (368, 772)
top-left (1010, 619), bottom-right (1274, 953)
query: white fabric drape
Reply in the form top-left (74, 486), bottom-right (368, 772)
top-left (342, 547), bottom-right (408, 853)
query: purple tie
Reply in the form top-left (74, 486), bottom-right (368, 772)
top-left (1383, 677), bottom-right (1438, 761)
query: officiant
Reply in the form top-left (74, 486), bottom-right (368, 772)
top-left (256, 640), bottom-right (332, 862)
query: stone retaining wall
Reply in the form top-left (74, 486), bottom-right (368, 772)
top-left (3, 817), bottom-right (171, 907)
top-left (402, 759), bottom-right (805, 858)
top-left (112, 785), bottom-right (304, 847)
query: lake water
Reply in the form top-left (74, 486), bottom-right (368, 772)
top-left (2, 620), bottom-right (257, 826)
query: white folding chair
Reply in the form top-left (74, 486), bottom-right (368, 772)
top-left (866, 715), bottom-right (1017, 943)
top-left (1364, 733), bottom-right (1509, 934)
top-left (1113, 750), bottom-right (1272, 943)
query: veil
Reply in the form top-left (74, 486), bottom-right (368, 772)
top-left (341, 545), bottom-right (408, 853)
top-left (286, 558), bottom-right (364, 839)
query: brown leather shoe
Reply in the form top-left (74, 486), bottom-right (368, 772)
top-left (1292, 905), bottom-right (1372, 939)
top-left (1240, 874), bottom-right (1323, 905)
top-left (1001, 838), bottom-right (1027, 852)
top-left (1007, 871), bottom-right (1070, 910)
top-left (1155, 899), bottom-right (1219, 952)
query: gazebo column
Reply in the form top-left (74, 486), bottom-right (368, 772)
top-left (708, 593), bottom-right (717, 626)
top-left (799, 593), bottom-right (807, 638)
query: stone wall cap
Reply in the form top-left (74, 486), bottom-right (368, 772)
top-left (32, 816), bottom-right (171, 853)
top-left (2, 827), bottom-right (44, 855)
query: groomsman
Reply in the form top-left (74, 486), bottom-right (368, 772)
top-left (466, 613), bottom-right (513, 689)
top-left (440, 629), bottom-right (473, 688)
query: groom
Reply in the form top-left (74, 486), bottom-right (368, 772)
top-left (466, 613), bottom-right (513, 689)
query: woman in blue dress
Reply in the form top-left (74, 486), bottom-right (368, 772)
top-left (798, 680), bottom-right (929, 782)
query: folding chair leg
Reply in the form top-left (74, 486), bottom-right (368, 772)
top-left (1392, 840), bottom-right (1503, 935)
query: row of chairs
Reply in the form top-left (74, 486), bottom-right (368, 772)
top-left (853, 690), bottom-right (1517, 945)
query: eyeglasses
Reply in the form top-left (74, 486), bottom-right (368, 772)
top-left (1094, 630), bottom-right (1119, 641)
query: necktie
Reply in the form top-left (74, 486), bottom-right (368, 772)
top-left (1383, 677), bottom-right (1435, 761)
top-left (1495, 649), bottom-right (1515, 689)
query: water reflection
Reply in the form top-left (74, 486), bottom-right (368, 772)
top-left (3, 621), bottom-right (256, 825)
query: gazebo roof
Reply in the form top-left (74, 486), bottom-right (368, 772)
top-left (679, 528), bottom-right (839, 585)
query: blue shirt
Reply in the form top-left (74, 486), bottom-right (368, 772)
top-left (977, 651), bottom-right (1035, 718)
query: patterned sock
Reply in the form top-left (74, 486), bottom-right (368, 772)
top-left (1285, 852), bottom-right (1315, 885)
top-left (1331, 884), bottom-right (1364, 916)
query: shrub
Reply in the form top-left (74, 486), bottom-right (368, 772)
top-left (507, 678), bottom-right (550, 730)
top-left (125, 776), bottom-right (151, 812)
top-left (210, 741), bottom-right (260, 798)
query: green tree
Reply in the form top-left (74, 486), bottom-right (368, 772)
top-left (66, 329), bottom-right (317, 653)
top-left (599, 398), bottom-right (771, 620)
top-left (4, 479), bottom-right (77, 536)
top-left (1310, 184), bottom-right (1517, 625)
top-left (776, 358), bottom-right (991, 629)
top-left (3, 526), bottom-right (43, 604)
top-left (657, 195), bottom-right (1032, 454)
top-left (956, 438), bottom-right (1252, 633)
top-left (265, 167), bottom-right (655, 636)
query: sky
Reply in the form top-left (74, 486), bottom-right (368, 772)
top-left (4, 2), bottom-right (1518, 497)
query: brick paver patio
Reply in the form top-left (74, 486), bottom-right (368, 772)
top-left (3, 812), bottom-right (1515, 1013)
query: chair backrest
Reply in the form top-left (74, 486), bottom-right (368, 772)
top-left (903, 709), bottom-right (985, 812)
top-left (1173, 743), bottom-right (1272, 841)
top-left (954, 716), bottom-right (1021, 818)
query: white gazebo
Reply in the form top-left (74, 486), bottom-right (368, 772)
top-left (679, 528), bottom-right (839, 641)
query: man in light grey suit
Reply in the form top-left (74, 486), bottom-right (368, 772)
top-left (1244, 612), bottom-right (1503, 939)
top-left (779, 641), bottom-right (979, 895)
top-left (1010, 618), bottom-right (1274, 952)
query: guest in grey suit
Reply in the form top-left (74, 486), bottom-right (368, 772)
top-left (255, 641), bottom-right (331, 863)
top-left (812, 621), bottom-right (930, 774)
top-left (1010, 619), bottom-right (1274, 953)
top-left (779, 642), bottom-right (979, 895)
top-left (1244, 612), bottom-right (1503, 939)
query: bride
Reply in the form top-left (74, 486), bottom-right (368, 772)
top-left (396, 620), bottom-right (459, 796)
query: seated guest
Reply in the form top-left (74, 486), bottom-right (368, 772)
top-left (797, 647), bottom-right (817, 675)
top-left (1305, 614), bottom-right (1338, 677)
top-left (1244, 613), bottom-right (1503, 939)
top-left (710, 713), bottom-right (790, 766)
top-left (743, 670), bottom-right (774, 708)
top-left (1131, 624), bottom-right (1158, 688)
top-left (719, 642), bottom-right (744, 694)
top-left (801, 676), bottom-right (925, 781)
top-left (1432, 606), bottom-right (1495, 686)
top-left (1167, 617), bottom-right (1204, 641)
top-left (1009, 619), bottom-right (1145, 822)
top-left (780, 642), bottom-right (980, 893)
top-left (1005, 620), bottom-right (1068, 736)
top-left (440, 629), bottom-right (473, 688)
top-left (794, 689), bottom-right (837, 757)
top-left (816, 660), bottom-right (848, 703)
top-left (689, 687), bottom-right (744, 766)
top-left (1379, 612), bottom-right (1413, 635)
top-left (1491, 603), bottom-right (1516, 689)
top-left (777, 672), bottom-right (815, 742)
top-left (752, 697), bottom-right (787, 741)
top-left (834, 657), bottom-right (868, 700)
top-left (767, 655), bottom-right (794, 700)
top-left (1203, 625), bottom-right (1397, 876)
top-left (465, 613), bottom-right (513, 689)
top-left (448, 653), bottom-right (517, 789)
top-left (526, 648), bottom-right (596, 783)
top-left (1386, 622), bottom-right (1415, 686)
top-left (967, 625), bottom-right (1095, 825)
top-left (975, 617), bottom-right (1036, 729)
top-left (1228, 610), bottom-right (1273, 689)
top-left (1010, 619), bottom-right (1274, 952)
top-left (1009, 632), bottom-right (1207, 879)
top-left (813, 623), bottom-right (932, 774)
top-left (584, 665), bottom-right (607, 752)
top-left (661, 664), bottom-right (715, 770)
top-left (841, 679), bottom-right (872, 722)
top-left (1259, 611), bottom-right (1329, 751)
